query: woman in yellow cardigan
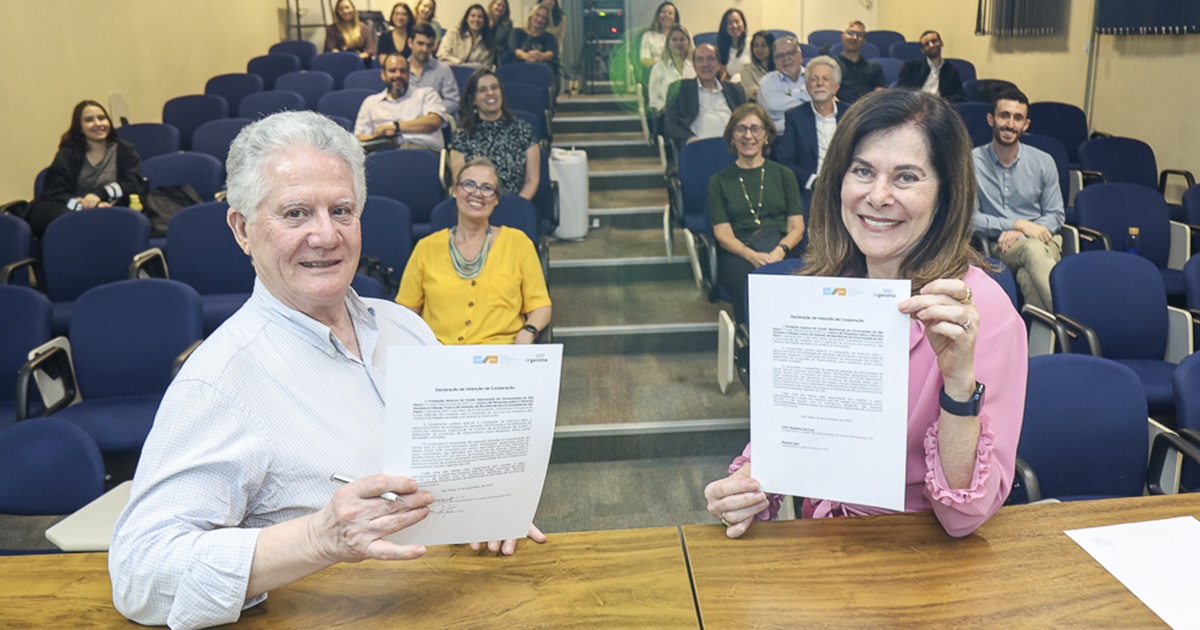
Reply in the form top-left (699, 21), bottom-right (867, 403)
top-left (397, 157), bottom-right (551, 344)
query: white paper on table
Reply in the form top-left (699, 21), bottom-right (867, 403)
top-left (748, 274), bottom-right (910, 511)
top-left (1066, 516), bottom-right (1200, 630)
top-left (384, 344), bottom-right (562, 546)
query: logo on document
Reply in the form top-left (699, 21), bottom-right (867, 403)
top-left (473, 355), bottom-right (500, 364)
top-left (822, 287), bottom-right (848, 296)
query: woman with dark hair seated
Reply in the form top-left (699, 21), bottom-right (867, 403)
top-left (449, 70), bottom-right (540, 201)
top-left (716, 8), bottom-right (750, 82)
top-left (24, 100), bottom-right (144, 237)
top-left (704, 90), bottom-right (1027, 539)
top-left (707, 102), bottom-right (805, 326)
top-left (325, 0), bottom-right (377, 62)
top-left (741, 30), bottom-right (775, 102)
top-left (397, 157), bottom-right (551, 344)
top-left (377, 2), bottom-right (415, 58)
top-left (488, 0), bottom-right (513, 59)
top-left (438, 4), bottom-right (495, 67)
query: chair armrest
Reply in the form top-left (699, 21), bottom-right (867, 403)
top-left (0, 199), bottom-right (29, 216)
top-left (538, 235), bottom-right (550, 288)
top-left (1058, 225), bottom-right (1079, 256)
top-left (1166, 306), bottom-right (1193, 363)
top-left (698, 233), bottom-right (720, 302)
top-left (15, 340), bottom-right (76, 421)
top-left (170, 339), bottom-right (204, 380)
top-left (360, 137), bottom-right (399, 154)
top-left (668, 175), bottom-right (684, 225)
top-left (1148, 430), bottom-right (1200, 495)
top-left (1079, 170), bottom-right (1107, 187)
top-left (1012, 456), bottom-right (1042, 503)
top-left (0, 257), bottom-right (37, 285)
top-left (128, 247), bottom-right (168, 279)
top-left (1089, 131), bottom-right (1113, 139)
top-left (1159, 169), bottom-right (1197, 195)
top-left (1076, 226), bottom-right (1111, 250)
top-left (1168, 221), bottom-right (1191, 270)
top-left (1055, 313), bottom-right (1102, 356)
top-left (1021, 304), bottom-right (1069, 356)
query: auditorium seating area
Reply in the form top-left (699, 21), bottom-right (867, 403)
top-left (3, 10), bottom-right (1200, 555)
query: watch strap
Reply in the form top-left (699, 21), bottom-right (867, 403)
top-left (940, 381), bottom-right (985, 416)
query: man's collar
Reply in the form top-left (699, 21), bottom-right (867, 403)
top-left (697, 77), bottom-right (722, 93)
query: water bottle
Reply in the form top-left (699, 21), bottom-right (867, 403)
top-left (128, 194), bottom-right (144, 212)
top-left (1124, 226), bottom-right (1139, 255)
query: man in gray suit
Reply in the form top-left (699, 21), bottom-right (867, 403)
top-left (663, 43), bottom-right (747, 149)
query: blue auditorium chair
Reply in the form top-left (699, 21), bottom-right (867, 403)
top-left (0, 418), bottom-right (105, 516)
top-left (361, 196), bottom-right (414, 292)
top-left (275, 71), bottom-right (335, 110)
top-left (163, 201), bottom-right (255, 334)
top-left (238, 90), bottom-right (306, 120)
top-left (351, 273), bottom-right (391, 299)
top-left (269, 40), bottom-right (318, 70)
top-left (141, 152), bottom-right (224, 202)
top-left (1027, 101), bottom-right (1089, 168)
top-left (1049, 251), bottom-right (1193, 417)
top-left (953, 102), bottom-right (993, 147)
top-left (798, 43), bottom-right (819, 62)
top-left (504, 81), bottom-right (551, 144)
top-left (29, 279), bottom-right (203, 457)
top-left (806, 30), bottom-right (842, 49)
top-left (311, 51), bottom-right (366, 89)
top-left (693, 32), bottom-right (719, 48)
top-left (1078, 136), bottom-right (1196, 221)
top-left (768, 29), bottom-right (798, 41)
top-left (0, 286), bottom-right (53, 428)
top-left (963, 79), bottom-right (1016, 104)
top-left (117, 123), bottom-right (180, 160)
top-left (946, 58), bottom-right (977, 83)
top-left (0, 213), bottom-right (33, 287)
top-left (889, 41), bottom-right (924, 61)
top-left (1170, 352), bottom-right (1200, 491)
top-left (867, 30), bottom-right (905, 55)
top-left (451, 65), bottom-right (476, 96)
top-left (1014, 354), bottom-right (1196, 502)
top-left (162, 94), bottom-right (228, 151)
top-left (875, 58), bottom-right (903, 86)
top-left (1185, 185), bottom-right (1200, 255)
top-left (204, 73), bottom-right (265, 118)
top-left (191, 118), bottom-right (251, 169)
top-left (317, 89), bottom-right (375, 125)
top-left (365, 149), bottom-right (446, 239)
top-left (512, 110), bottom-right (557, 235)
top-left (247, 53), bottom-right (301, 90)
top-left (496, 63), bottom-right (554, 103)
top-left (830, 42), bottom-right (880, 59)
top-left (668, 137), bottom-right (736, 301)
top-left (344, 68), bottom-right (386, 92)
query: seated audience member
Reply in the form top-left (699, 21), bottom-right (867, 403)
top-left (23, 100), bottom-right (144, 238)
top-left (973, 87), bottom-right (1064, 311)
top-left (834, 21), bottom-right (884, 106)
top-left (705, 90), bottom-right (1027, 539)
top-left (409, 23), bottom-right (461, 117)
top-left (511, 4), bottom-right (560, 86)
top-left (355, 53), bottom-right (449, 151)
top-left (896, 30), bottom-right (967, 103)
top-left (639, 2), bottom-right (680, 70)
top-left (717, 8), bottom-right (750, 83)
top-left (775, 55), bottom-right (843, 205)
top-left (325, 0), bottom-right (377, 63)
top-left (437, 4), bottom-right (495, 67)
top-left (540, 0), bottom-right (568, 62)
top-left (450, 70), bottom-right (540, 200)
top-left (757, 37), bottom-right (812, 131)
top-left (377, 2), bottom-right (415, 59)
top-left (663, 43), bottom-right (747, 149)
top-left (397, 157), bottom-right (551, 345)
top-left (708, 103), bottom-right (805, 326)
top-left (489, 0), bottom-right (513, 59)
top-left (647, 25), bottom-right (694, 113)
top-left (740, 31), bottom-right (775, 102)
top-left (414, 0), bottom-right (443, 41)
top-left (108, 111), bottom-right (545, 629)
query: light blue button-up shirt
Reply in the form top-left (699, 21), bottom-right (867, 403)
top-left (972, 142), bottom-right (1065, 239)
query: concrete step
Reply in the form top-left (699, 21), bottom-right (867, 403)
top-left (551, 223), bottom-right (682, 262)
top-left (552, 113), bottom-right (643, 135)
top-left (553, 138), bottom-right (658, 160)
top-left (550, 276), bottom-right (723, 328)
top-left (555, 95), bottom-right (640, 115)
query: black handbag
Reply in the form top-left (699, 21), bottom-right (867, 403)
top-left (743, 225), bottom-right (784, 253)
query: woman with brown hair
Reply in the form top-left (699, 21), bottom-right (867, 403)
top-left (450, 69), bottom-right (539, 201)
top-left (438, 4), bottom-right (495, 67)
top-left (324, 0), bottom-right (377, 62)
top-left (704, 90), bottom-right (1027, 539)
top-left (377, 2), bottom-right (415, 58)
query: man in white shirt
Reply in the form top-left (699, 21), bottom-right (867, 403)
top-left (756, 37), bottom-right (811, 132)
top-left (896, 30), bottom-right (967, 102)
top-left (354, 53), bottom-right (448, 151)
top-left (408, 23), bottom-right (461, 118)
top-left (663, 43), bottom-right (747, 149)
top-left (776, 55), bottom-right (843, 207)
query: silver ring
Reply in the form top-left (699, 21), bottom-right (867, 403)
top-left (961, 319), bottom-right (971, 331)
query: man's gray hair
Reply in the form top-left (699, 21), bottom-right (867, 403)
top-left (806, 55), bottom-right (842, 85)
top-left (225, 111), bottom-right (367, 221)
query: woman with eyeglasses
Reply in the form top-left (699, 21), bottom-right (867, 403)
top-left (397, 157), bottom-right (551, 345)
top-left (450, 69), bottom-right (540, 201)
top-left (708, 102), bottom-right (805, 326)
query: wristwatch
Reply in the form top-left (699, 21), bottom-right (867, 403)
top-left (778, 243), bottom-right (791, 254)
top-left (940, 381), bottom-right (985, 416)
top-left (521, 324), bottom-right (540, 337)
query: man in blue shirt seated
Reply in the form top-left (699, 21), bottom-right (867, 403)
top-left (972, 87), bottom-right (1065, 311)
top-left (109, 111), bottom-right (544, 630)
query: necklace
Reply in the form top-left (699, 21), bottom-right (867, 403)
top-left (737, 166), bottom-right (766, 226)
top-left (448, 226), bottom-right (493, 279)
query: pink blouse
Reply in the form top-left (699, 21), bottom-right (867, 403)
top-left (731, 266), bottom-right (1028, 537)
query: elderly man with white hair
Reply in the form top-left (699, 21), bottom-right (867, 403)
top-left (109, 111), bottom-right (544, 630)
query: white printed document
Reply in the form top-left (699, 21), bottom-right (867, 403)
top-left (748, 275), bottom-right (910, 511)
top-left (384, 344), bottom-right (562, 546)
top-left (1066, 516), bottom-right (1200, 629)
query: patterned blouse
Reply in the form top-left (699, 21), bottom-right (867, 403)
top-left (449, 118), bottom-right (537, 195)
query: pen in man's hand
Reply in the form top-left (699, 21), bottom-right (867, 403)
top-left (329, 474), bottom-right (401, 502)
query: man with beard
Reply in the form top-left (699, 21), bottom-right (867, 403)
top-left (354, 52), bottom-right (448, 150)
top-left (775, 55), bottom-right (843, 210)
top-left (408, 23), bottom-right (460, 117)
top-left (972, 87), bottom-right (1064, 311)
top-left (896, 30), bottom-right (967, 103)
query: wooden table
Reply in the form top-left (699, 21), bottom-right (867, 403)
top-left (0, 526), bottom-right (698, 629)
top-left (683, 493), bottom-right (1200, 628)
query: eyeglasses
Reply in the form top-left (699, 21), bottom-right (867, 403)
top-left (775, 48), bottom-right (800, 59)
top-left (733, 125), bottom-right (765, 137)
top-left (844, 30), bottom-right (865, 39)
top-left (458, 179), bottom-right (499, 198)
